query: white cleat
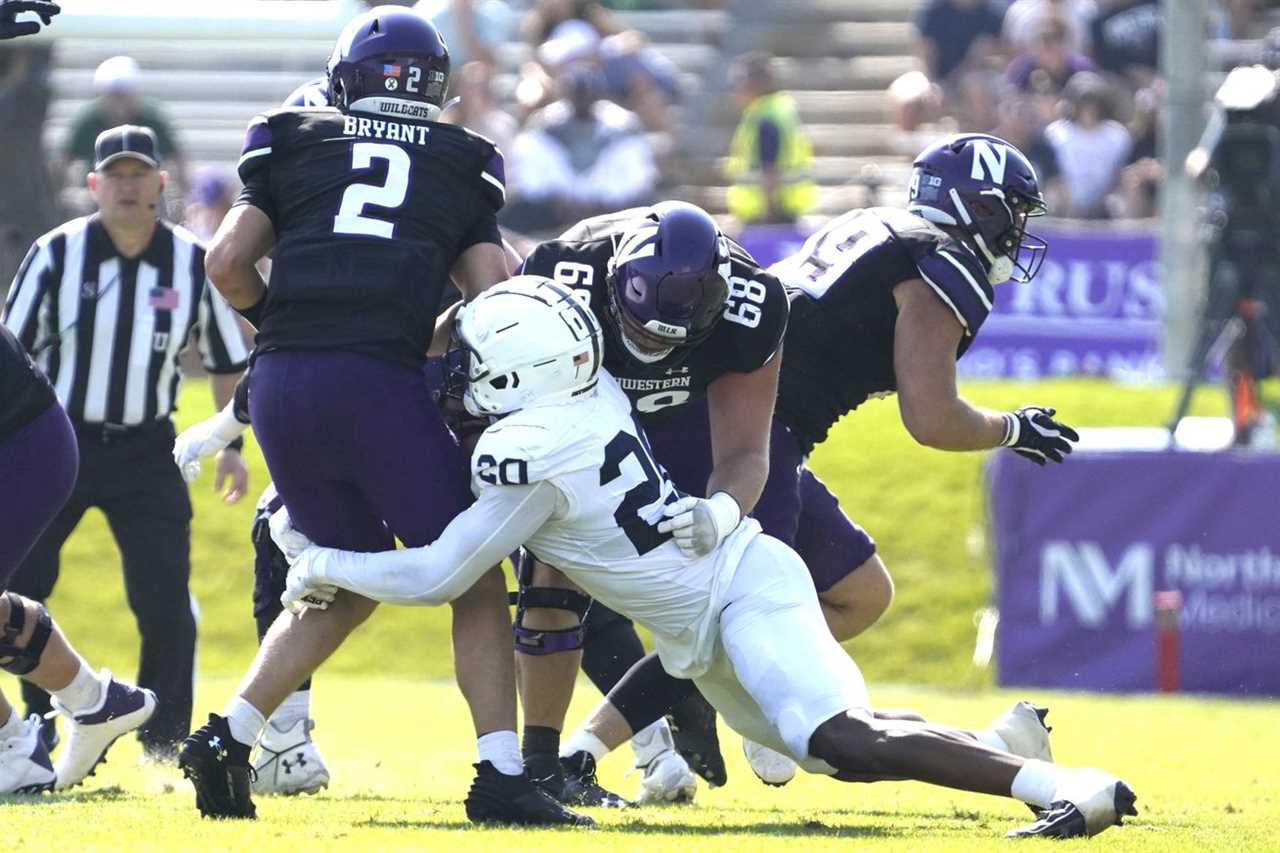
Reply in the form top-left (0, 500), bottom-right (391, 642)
top-left (635, 749), bottom-right (698, 804)
top-left (990, 701), bottom-right (1053, 761)
top-left (252, 718), bottom-right (330, 796)
top-left (0, 714), bottom-right (56, 794)
top-left (53, 670), bottom-right (157, 790)
top-left (1008, 768), bottom-right (1138, 838)
top-left (743, 738), bottom-right (797, 787)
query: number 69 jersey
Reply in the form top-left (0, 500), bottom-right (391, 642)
top-left (236, 107), bottom-right (506, 368)
top-left (517, 209), bottom-right (788, 426)
top-left (473, 370), bottom-right (761, 678)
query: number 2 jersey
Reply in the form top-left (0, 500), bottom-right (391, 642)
top-left (517, 209), bottom-right (788, 426)
top-left (769, 206), bottom-right (994, 453)
top-left (236, 107), bottom-right (506, 367)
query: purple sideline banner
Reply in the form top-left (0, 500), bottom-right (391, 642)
top-left (988, 449), bottom-right (1280, 696)
top-left (737, 222), bottom-right (1163, 381)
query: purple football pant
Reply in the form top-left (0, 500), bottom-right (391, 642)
top-left (249, 351), bottom-right (473, 552)
top-left (644, 401), bottom-right (876, 593)
top-left (0, 401), bottom-right (78, 587)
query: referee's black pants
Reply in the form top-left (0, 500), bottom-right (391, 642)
top-left (8, 419), bottom-right (195, 758)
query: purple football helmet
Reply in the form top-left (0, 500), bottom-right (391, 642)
top-left (327, 6), bottom-right (450, 121)
top-left (607, 201), bottom-right (732, 358)
top-left (283, 76), bottom-right (330, 108)
top-left (908, 133), bottom-right (1048, 284)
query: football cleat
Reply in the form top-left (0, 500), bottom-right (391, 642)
top-left (0, 714), bottom-right (55, 794)
top-left (560, 750), bottom-right (630, 808)
top-left (743, 738), bottom-right (797, 787)
top-left (464, 760), bottom-right (595, 826)
top-left (635, 747), bottom-right (697, 805)
top-left (179, 713), bottom-right (257, 819)
top-left (52, 670), bottom-right (157, 790)
top-left (990, 701), bottom-right (1053, 762)
top-left (670, 694), bottom-right (727, 788)
top-left (252, 718), bottom-right (330, 796)
top-left (1008, 770), bottom-right (1138, 838)
top-left (526, 750), bottom-right (566, 802)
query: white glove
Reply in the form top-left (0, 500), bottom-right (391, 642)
top-left (657, 491), bottom-right (742, 558)
top-left (173, 403), bottom-right (248, 483)
top-left (281, 548), bottom-right (339, 615)
top-left (268, 506), bottom-right (314, 563)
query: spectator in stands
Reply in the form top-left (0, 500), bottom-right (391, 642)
top-left (520, 0), bottom-right (617, 46)
top-left (599, 29), bottom-right (679, 134)
top-left (1089, 0), bottom-right (1161, 85)
top-left (414, 0), bottom-right (517, 68)
top-left (182, 167), bottom-right (234, 242)
top-left (991, 92), bottom-right (1067, 212)
top-left (442, 61), bottom-right (519, 168)
top-left (515, 18), bottom-right (602, 120)
top-left (503, 61), bottom-right (656, 233)
top-left (1003, 0), bottom-right (1096, 53)
top-left (1007, 15), bottom-right (1096, 96)
top-left (891, 0), bottom-right (1007, 132)
top-left (1106, 79), bottom-right (1163, 218)
top-left (1044, 71), bottom-right (1132, 217)
top-left (724, 51), bottom-right (817, 225)
top-left (60, 56), bottom-right (187, 196)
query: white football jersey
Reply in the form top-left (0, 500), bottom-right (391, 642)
top-left (472, 370), bottom-right (761, 677)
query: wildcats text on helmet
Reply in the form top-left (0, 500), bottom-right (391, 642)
top-left (342, 115), bottom-right (430, 146)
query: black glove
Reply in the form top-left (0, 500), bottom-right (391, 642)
top-left (0, 0), bottom-right (59, 40)
top-left (1001, 405), bottom-right (1080, 466)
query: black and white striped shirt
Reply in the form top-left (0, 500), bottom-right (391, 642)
top-left (2, 214), bottom-right (250, 426)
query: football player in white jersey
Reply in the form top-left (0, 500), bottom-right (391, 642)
top-left (270, 276), bottom-right (1138, 839)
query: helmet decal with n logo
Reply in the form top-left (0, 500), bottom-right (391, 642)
top-left (969, 139), bottom-right (1008, 184)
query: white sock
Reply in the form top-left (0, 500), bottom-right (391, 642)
top-left (630, 718), bottom-right (675, 768)
top-left (560, 729), bottom-right (610, 763)
top-left (267, 689), bottom-right (311, 734)
top-left (976, 727), bottom-right (1011, 753)
top-left (0, 707), bottom-right (19, 738)
top-left (222, 696), bottom-right (267, 748)
top-left (52, 663), bottom-right (103, 714)
top-left (1011, 758), bottom-right (1063, 808)
top-left (477, 730), bottom-right (522, 776)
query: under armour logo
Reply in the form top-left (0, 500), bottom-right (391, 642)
top-left (283, 751), bottom-right (308, 775)
top-left (208, 735), bottom-right (221, 749)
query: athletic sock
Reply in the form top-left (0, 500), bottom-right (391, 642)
top-left (522, 724), bottom-right (560, 760)
top-left (477, 729), bottom-right (523, 776)
top-left (51, 663), bottom-right (102, 715)
top-left (631, 718), bottom-right (675, 768)
top-left (222, 696), bottom-right (267, 749)
top-left (1011, 758), bottom-right (1063, 808)
top-left (560, 729), bottom-right (610, 763)
top-left (0, 707), bottom-right (19, 739)
top-left (267, 689), bottom-right (311, 734)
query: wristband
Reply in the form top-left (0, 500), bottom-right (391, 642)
top-left (1000, 413), bottom-right (1019, 447)
top-left (226, 436), bottom-right (245, 453)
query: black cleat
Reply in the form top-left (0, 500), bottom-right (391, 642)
top-left (1009, 780), bottom-right (1138, 838)
top-left (526, 750), bottom-right (567, 802)
top-left (465, 760), bottom-right (594, 826)
top-left (178, 714), bottom-right (257, 819)
top-left (560, 751), bottom-right (630, 808)
top-left (669, 693), bottom-right (726, 788)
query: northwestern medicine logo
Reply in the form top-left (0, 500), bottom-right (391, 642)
top-left (1038, 541), bottom-right (1280, 632)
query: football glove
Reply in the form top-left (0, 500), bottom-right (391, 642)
top-left (173, 403), bottom-right (249, 483)
top-left (269, 508), bottom-right (338, 614)
top-left (0, 0), bottom-right (58, 39)
top-left (1002, 406), bottom-right (1080, 466)
top-left (657, 492), bottom-right (741, 558)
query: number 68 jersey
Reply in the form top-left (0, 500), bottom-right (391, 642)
top-left (473, 370), bottom-right (761, 678)
top-left (236, 107), bottom-right (506, 368)
top-left (518, 210), bottom-right (789, 426)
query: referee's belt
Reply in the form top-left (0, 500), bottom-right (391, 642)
top-left (72, 418), bottom-right (173, 445)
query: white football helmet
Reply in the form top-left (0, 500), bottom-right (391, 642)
top-left (454, 275), bottom-right (604, 416)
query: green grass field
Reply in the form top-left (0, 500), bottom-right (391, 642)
top-left (5, 377), bottom-right (1277, 849)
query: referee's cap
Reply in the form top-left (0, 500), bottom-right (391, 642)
top-left (94, 125), bottom-right (160, 171)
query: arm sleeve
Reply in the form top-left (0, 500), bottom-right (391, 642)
top-left (458, 211), bottom-right (503, 252)
top-left (234, 115), bottom-right (278, 225)
top-left (479, 148), bottom-right (507, 212)
top-left (303, 481), bottom-right (561, 606)
top-left (195, 277), bottom-right (252, 373)
top-left (3, 240), bottom-right (53, 349)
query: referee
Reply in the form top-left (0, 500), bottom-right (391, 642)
top-left (1, 125), bottom-right (250, 760)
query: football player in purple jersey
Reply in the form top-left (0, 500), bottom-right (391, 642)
top-left (555, 134), bottom-right (1080, 795)
top-left (178, 7), bottom-right (585, 825)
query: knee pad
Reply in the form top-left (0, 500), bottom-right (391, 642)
top-left (510, 553), bottom-right (592, 656)
top-left (0, 591), bottom-right (53, 676)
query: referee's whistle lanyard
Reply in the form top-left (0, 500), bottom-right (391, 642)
top-left (30, 269), bottom-right (121, 358)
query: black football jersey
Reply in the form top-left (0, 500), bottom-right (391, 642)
top-left (236, 107), bottom-right (506, 367)
top-left (518, 209), bottom-right (788, 426)
top-left (773, 206), bottom-right (994, 453)
top-left (0, 323), bottom-right (56, 441)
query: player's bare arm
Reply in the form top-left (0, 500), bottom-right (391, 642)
top-left (450, 240), bottom-right (512, 301)
top-left (206, 204), bottom-right (274, 316)
top-left (892, 277), bottom-right (1007, 450)
top-left (704, 344), bottom-right (781, 513)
